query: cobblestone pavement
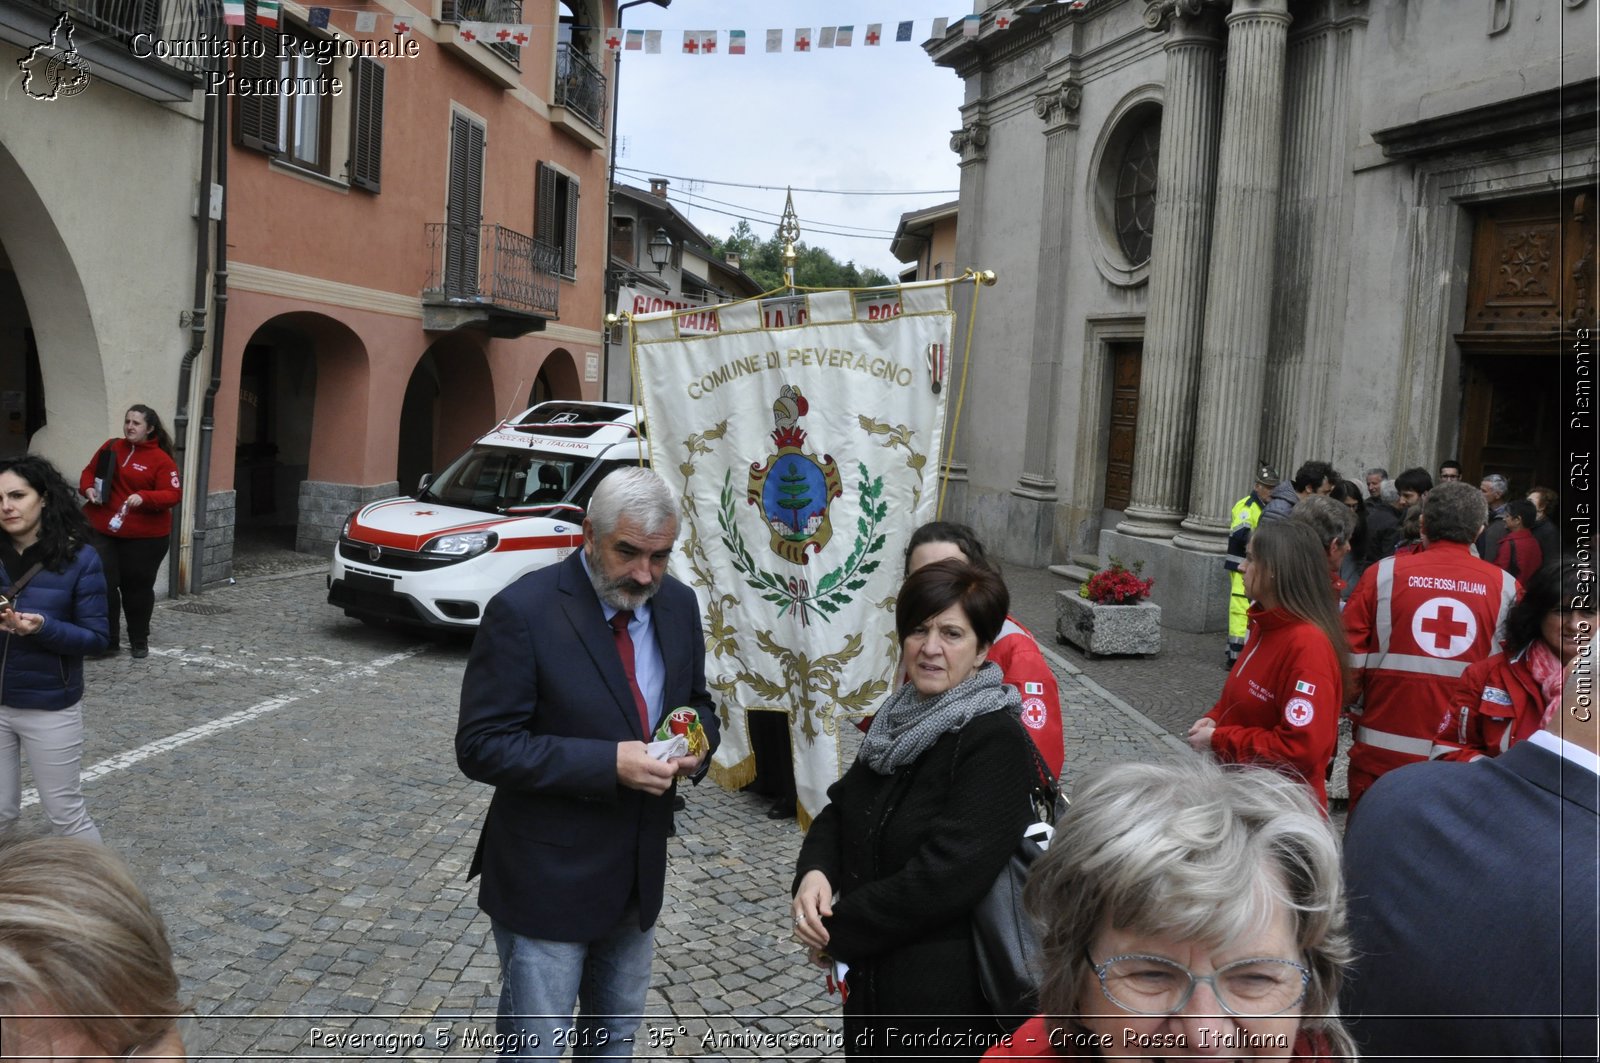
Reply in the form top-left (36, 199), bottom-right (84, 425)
top-left (8, 560), bottom-right (1185, 1061)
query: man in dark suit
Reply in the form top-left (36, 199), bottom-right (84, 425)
top-left (1342, 637), bottom-right (1598, 1061)
top-left (457, 467), bottom-right (718, 1059)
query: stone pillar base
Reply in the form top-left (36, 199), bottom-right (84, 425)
top-left (297, 481), bottom-right (400, 556)
top-left (201, 490), bottom-right (236, 587)
top-left (1003, 479), bottom-right (1058, 567)
top-left (1097, 528), bottom-right (1229, 632)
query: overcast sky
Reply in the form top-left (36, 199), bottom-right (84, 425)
top-left (613, 1), bottom-right (969, 276)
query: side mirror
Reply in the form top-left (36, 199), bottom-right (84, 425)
top-left (416, 472), bottom-right (432, 495)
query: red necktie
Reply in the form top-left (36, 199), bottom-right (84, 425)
top-left (609, 610), bottom-right (651, 736)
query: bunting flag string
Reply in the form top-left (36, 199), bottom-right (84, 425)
top-left (228, 7), bottom-right (1082, 44)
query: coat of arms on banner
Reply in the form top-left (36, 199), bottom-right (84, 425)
top-left (747, 385), bottom-right (842, 566)
top-left (629, 282), bottom-right (957, 828)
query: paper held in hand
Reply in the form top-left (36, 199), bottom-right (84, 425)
top-left (647, 734), bottom-right (688, 761)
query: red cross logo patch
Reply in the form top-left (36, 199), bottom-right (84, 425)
top-left (1020, 697), bottom-right (1047, 730)
top-left (1284, 697), bottom-right (1315, 728)
top-left (1411, 596), bottom-right (1477, 658)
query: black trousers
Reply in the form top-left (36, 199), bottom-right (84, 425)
top-left (90, 532), bottom-right (169, 647)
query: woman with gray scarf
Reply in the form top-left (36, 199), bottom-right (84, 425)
top-left (792, 559), bottom-right (1039, 1060)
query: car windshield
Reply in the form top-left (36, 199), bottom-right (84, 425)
top-left (420, 446), bottom-right (593, 514)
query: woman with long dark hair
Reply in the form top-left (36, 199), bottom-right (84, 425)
top-left (0, 454), bottom-right (110, 841)
top-left (1433, 558), bottom-right (1592, 761)
top-left (78, 405), bottom-right (180, 659)
top-left (1187, 521), bottom-right (1348, 809)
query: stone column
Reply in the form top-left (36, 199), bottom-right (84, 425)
top-left (1008, 80), bottom-right (1084, 566)
top-left (941, 116), bottom-right (990, 520)
top-left (1173, 0), bottom-right (1293, 553)
top-left (1115, 2), bottom-right (1225, 539)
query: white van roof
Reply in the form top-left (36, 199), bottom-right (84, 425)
top-left (475, 401), bottom-right (643, 456)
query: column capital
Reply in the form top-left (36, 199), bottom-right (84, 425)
top-left (1143, 0), bottom-right (1224, 37)
top-left (1034, 79), bottom-right (1084, 131)
top-left (949, 121), bottom-right (989, 163)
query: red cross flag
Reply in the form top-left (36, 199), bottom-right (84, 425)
top-left (865, 22), bottom-right (881, 45)
top-left (682, 31), bottom-right (699, 53)
top-left (457, 21), bottom-right (483, 42)
top-left (794, 27), bottom-right (810, 51)
top-left (392, 17), bottom-right (411, 35)
top-left (995, 8), bottom-right (1015, 29)
top-left (604, 27), bottom-right (621, 51)
top-left (699, 30), bottom-right (717, 53)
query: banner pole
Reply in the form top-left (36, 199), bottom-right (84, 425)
top-left (937, 269), bottom-right (995, 518)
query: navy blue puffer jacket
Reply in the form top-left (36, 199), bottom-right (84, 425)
top-left (0, 544), bottom-right (110, 710)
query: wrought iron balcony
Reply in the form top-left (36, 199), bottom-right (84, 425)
top-left (440, 0), bottom-right (521, 66)
top-left (10, 0), bottom-right (222, 78)
top-left (423, 222), bottom-right (560, 335)
top-left (555, 41), bottom-right (606, 132)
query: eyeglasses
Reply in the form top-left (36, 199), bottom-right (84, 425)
top-left (1089, 953), bottom-right (1311, 1017)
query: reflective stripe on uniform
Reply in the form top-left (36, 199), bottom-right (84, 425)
top-left (1355, 726), bottom-right (1435, 757)
top-left (1349, 652), bottom-right (1470, 678)
top-left (1374, 555), bottom-right (1396, 653)
top-left (1493, 569), bottom-right (1518, 653)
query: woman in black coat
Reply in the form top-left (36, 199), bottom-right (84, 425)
top-left (792, 559), bottom-right (1037, 1060)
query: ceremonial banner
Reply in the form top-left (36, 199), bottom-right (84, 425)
top-left (631, 282), bottom-right (955, 826)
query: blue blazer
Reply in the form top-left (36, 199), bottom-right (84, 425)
top-left (1342, 739), bottom-right (1599, 1061)
top-left (0, 544), bottom-right (110, 710)
top-left (456, 549), bottom-right (718, 942)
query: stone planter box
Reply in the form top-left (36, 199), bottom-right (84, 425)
top-left (1057, 592), bottom-right (1162, 658)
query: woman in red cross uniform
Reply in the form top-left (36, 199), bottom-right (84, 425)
top-left (1188, 521), bottom-right (1348, 809)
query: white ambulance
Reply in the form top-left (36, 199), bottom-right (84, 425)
top-left (327, 401), bottom-right (646, 629)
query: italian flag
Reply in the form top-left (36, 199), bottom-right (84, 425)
top-left (254, 0), bottom-right (279, 27)
top-left (222, 0), bottom-right (244, 25)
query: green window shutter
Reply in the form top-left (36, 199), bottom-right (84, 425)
top-left (564, 175), bottom-right (579, 275)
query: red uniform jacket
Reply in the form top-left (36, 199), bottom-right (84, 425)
top-left (861, 616), bottom-right (1065, 779)
top-left (1342, 542), bottom-right (1519, 809)
top-left (1493, 527), bottom-right (1543, 583)
top-left (1204, 606), bottom-right (1342, 809)
top-left (1430, 647), bottom-right (1545, 762)
top-left (79, 437), bottom-right (182, 539)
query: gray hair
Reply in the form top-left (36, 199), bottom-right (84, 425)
top-left (585, 467), bottom-right (678, 537)
top-left (1291, 494), bottom-right (1355, 551)
top-left (1422, 481), bottom-right (1489, 544)
top-left (1480, 473), bottom-right (1509, 501)
top-left (1378, 479), bottom-right (1400, 504)
top-left (0, 834), bottom-right (181, 1056)
top-left (1364, 467), bottom-right (1388, 480)
top-left (1024, 760), bottom-right (1354, 1054)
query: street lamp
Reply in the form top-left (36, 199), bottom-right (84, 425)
top-left (648, 227), bottom-right (673, 273)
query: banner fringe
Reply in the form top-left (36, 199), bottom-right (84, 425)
top-left (709, 753), bottom-right (757, 793)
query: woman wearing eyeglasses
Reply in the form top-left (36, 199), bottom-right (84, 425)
top-left (983, 759), bottom-right (1355, 1060)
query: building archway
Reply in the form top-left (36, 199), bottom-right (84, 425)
top-left (0, 141), bottom-right (103, 462)
top-left (397, 333), bottom-right (494, 493)
top-left (232, 312), bottom-right (369, 553)
top-left (529, 347), bottom-right (582, 408)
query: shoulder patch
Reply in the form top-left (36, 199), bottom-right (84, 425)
top-left (1284, 697), bottom-right (1315, 728)
top-left (1023, 681), bottom-right (1044, 696)
top-left (1020, 697), bottom-right (1048, 730)
top-left (1480, 686), bottom-right (1514, 706)
top-left (1294, 679), bottom-right (1316, 696)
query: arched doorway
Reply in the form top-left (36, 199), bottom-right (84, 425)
top-left (397, 333), bottom-right (494, 492)
top-left (529, 347), bottom-right (582, 408)
top-left (234, 321), bottom-right (319, 549)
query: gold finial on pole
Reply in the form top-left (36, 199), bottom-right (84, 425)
top-left (779, 187), bottom-right (801, 294)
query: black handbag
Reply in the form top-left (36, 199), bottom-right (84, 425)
top-left (971, 742), bottom-right (1067, 1025)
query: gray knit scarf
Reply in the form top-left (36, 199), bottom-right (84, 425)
top-left (858, 661), bottom-right (1021, 776)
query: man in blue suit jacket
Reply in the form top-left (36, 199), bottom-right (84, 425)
top-left (1342, 640), bottom-right (1598, 1061)
top-left (457, 467), bottom-right (718, 1059)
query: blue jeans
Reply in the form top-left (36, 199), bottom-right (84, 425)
top-left (491, 911), bottom-right (655, 1060)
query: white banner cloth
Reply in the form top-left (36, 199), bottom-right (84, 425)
top-left (631, 282), bottom-right (954, 826)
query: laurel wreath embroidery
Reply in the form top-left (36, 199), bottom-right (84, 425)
top-left (719, 463), bottom-right (886, 625)
top-left (858, 415), bottom-right (928, 509)
top-left (676, 430), bottom-right (913, 740)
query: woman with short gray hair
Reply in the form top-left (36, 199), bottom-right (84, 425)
top-left (983, 760), bottom-right (1355, 1060)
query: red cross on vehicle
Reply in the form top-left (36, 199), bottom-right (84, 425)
top-left (1419, 605), bottom-right (1470, 650)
